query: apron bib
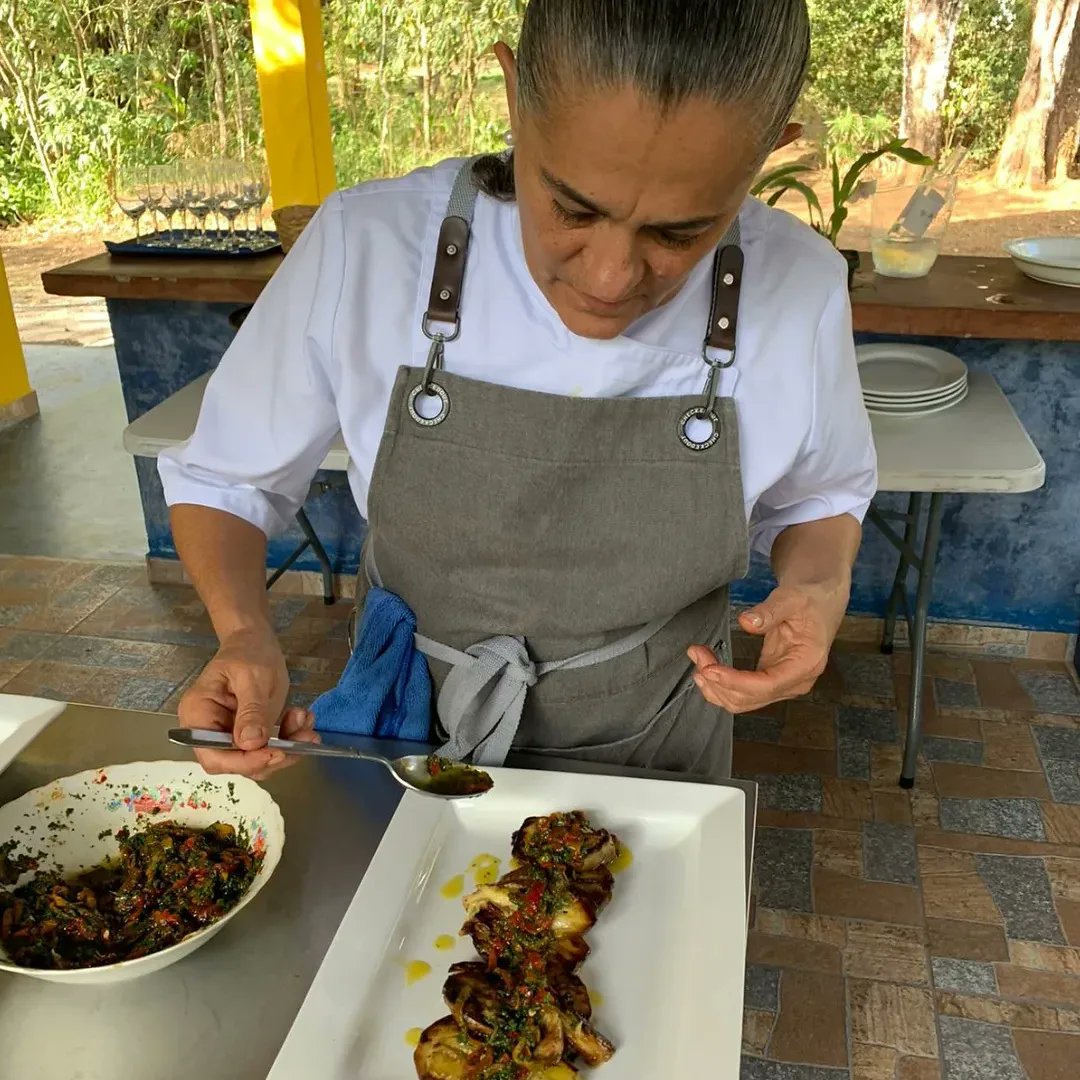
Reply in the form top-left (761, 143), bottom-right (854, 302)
top-left (359, 158), bottom-right (749, 781)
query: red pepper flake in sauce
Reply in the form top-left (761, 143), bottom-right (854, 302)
top-left (0, 820), bottom-right (261, 970)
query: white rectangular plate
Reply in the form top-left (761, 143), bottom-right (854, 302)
top-left (0, 695), bottom-right (66, 777)
top-left (270, 767), bottom-right (747, 1080)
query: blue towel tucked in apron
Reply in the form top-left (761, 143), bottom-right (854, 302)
top-left (311, 587), bottom-right (432, 742)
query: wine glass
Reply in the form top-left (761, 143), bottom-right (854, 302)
top-left (214, 160), bottom-right (245, 251)
top-left (147, 164), bottom-right (182, 243)
top-left (142, 167), bottom-right (167, 243)
top-left (183, 162), bottom-right (213, 248)
top-left (240, 159), bottom-right (270, 236)
top-left (112, 164), bottom-right (148, 241)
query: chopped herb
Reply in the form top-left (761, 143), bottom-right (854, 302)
top-left (425, 755), bottom-right (493, 796)
top-left (0, 820), bottom-right (261, 970)
top-left (0, 841), bottom-right (38, 886)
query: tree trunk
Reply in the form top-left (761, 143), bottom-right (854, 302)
top-left (204, 2), bottom-right (230, 153)
top-left (899, 0), bottom-right (967, 160)
top-left (0, 10), bottom-right (61, 208)
top-left (995, 0), bottom-right (1080, 187)
top-left (332, 12), bottom-right (348, 110)
top-left (464, 21), bottom-right (477, 153)
top-left (57, 0), bottom-right (88, 91)
top-left (379, 4), bottom-right (391, 169)
top-left (419, 23), bottom-right (432, 154)
top-left (222, 20), bottom-right (249, 159)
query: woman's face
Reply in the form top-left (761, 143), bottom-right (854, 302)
top-left (498, 45), bottom-right (796, 341)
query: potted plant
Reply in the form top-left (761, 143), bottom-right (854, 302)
top-left (751, 138), bottom-right (935, 287)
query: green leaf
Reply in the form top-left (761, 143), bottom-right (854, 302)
top-left (781, 178), bottom-right (826, 226)
top-left (750, 161), bottom-right (814, 195)
top-left (827, 205), bottom-right (849, 245)
top-left (892, 145), bottom-right (936, 166)
top-left (838, 146), bottom-right (890, 204)
top-left (754, 174), bottom-right (825, 232)
top-left (839, 139), bottom-right (937, 205)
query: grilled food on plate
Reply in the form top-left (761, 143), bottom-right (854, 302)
top-left (415, 812), bottom-right (620, 1079)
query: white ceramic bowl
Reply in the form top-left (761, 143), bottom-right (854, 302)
top-left (1004, 236), bottom-right (1080, 288)
top-left (0, 761), bottom-right (284, 984)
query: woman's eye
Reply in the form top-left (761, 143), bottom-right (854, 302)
top-left (551, 200), bottom-right (596, 225)
top-left (655, 230), bottom-right (702, 251)
top-left (550, 199), bottom-right (703, 250)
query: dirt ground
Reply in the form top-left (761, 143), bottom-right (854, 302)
top-left (3, 172), bottom-right (1079, 348)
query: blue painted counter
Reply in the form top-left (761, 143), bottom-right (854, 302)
top-left (107, 298), bottom-right (365, 577)
top-left (108, 296), bottom-right (1077, 634)
top-left (740, 333), bottom-right (1080, 635)
top-left (36, 247), bottom-right (1077, 643)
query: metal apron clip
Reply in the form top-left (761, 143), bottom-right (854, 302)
top-left (408, 161), bottom-right (483, 428)
top-left (678, 350), bottom-right (734, 452)
top-left (408, 333), bottom-right (451, 427)
top-left (678, 234), bottom-right (743, 452)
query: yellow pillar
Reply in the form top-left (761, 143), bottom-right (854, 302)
top-left (0, 247), bottom-right (37, 425)
top-left (248, 0), bottom-right (336, 209)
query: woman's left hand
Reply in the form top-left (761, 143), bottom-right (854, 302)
top-left (687, 582), bottom-right (846, 714)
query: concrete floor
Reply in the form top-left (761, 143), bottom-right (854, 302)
top-left (0, 345), bottom-right (146, 560)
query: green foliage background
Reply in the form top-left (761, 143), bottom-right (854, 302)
top-left (0, 0), bottom-right (1032, 226)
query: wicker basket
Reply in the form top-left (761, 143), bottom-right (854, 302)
top-left (272, 205), bottom-right (318, 253)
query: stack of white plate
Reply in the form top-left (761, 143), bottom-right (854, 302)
top-left (856, 343), bottom-right (968, 418)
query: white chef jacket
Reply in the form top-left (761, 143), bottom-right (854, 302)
top-left (159, 157), bottom-right (877, 557)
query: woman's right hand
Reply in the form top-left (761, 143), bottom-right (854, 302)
top-left (177, 628), bottom-right (319, 780)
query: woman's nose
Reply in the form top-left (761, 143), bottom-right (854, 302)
top-left (579, 227), bottom-right (643, 302)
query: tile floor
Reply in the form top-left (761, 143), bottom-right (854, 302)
top-left (1, 553), bottom-right (1079, 1079)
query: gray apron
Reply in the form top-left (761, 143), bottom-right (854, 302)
top-left (359, 159), bottom-right (749, 781)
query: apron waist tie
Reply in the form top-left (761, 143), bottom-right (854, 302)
top-left (416, 616), bottom-right (675, 766)
top-left (363, 543), bottom-right (675, 766)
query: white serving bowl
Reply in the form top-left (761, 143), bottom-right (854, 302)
top-left (1004, 236), bottom-right (1080, 287)
top-left (0, 761), bottom-right (284, 984)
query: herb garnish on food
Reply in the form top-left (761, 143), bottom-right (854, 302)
top-left (0, 820), bottom-right (260, 969)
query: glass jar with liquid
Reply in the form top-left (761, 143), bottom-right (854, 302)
top-left (871, 173), bottom-right (958, 279)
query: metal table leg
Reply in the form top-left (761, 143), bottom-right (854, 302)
top-left (881, 493), bottom-right (922, 654)
top-left (265, 480), bottom-right (345, 606)
top-left (866, 492), bottom-right (947, 788)
top-left (294, 507), bottom-right (336, 605)
top-left (266, 530), bottom-right (313, 590)
top-left (900, 492), bottom-right (945, 786)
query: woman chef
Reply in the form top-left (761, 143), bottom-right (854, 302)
top-left (161, 0), bottom-right (876, 782)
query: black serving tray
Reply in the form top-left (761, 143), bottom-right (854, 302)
top-left (105, 228), bottom-right (281, 258)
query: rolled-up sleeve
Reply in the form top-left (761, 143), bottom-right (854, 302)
top-left (158, 195), bottom-right (345, 536)
top-left (749, 280), bottom-right (878, 556)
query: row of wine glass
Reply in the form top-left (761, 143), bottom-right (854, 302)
top-left (111, 160), bottom-right (272, 251)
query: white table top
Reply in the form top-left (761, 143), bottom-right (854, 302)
top-left (872, 371), bottom-right (1045, 494)
top-left (123, 373), bottom-right (351, 471)
top-left (126, 371), bottom-right (1045, 497)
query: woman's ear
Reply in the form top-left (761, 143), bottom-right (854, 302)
top-left (494, 41), bottom-right (518, 130)
top-left (773, 122), bottom-right (804, 151)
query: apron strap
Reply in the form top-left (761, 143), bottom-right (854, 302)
top-left (705, 219), bottom-right (743, 355)
top-left (680, 216), bottom-right (743, 452)
top-left (417, 615), bottom-right (675, 766)
top-left (423, 156), bottom-right (488, 338)
top-left (424, 154), bottom-right (744, 359)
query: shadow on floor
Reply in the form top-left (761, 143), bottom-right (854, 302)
top-left (0, 345), bottom-right (145, 561)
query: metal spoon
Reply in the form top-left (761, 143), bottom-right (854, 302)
top-left (168, 728), bottom-right (493, 800)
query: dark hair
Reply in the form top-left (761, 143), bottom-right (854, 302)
top-left (475, 0), bottom-right (811, 199)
